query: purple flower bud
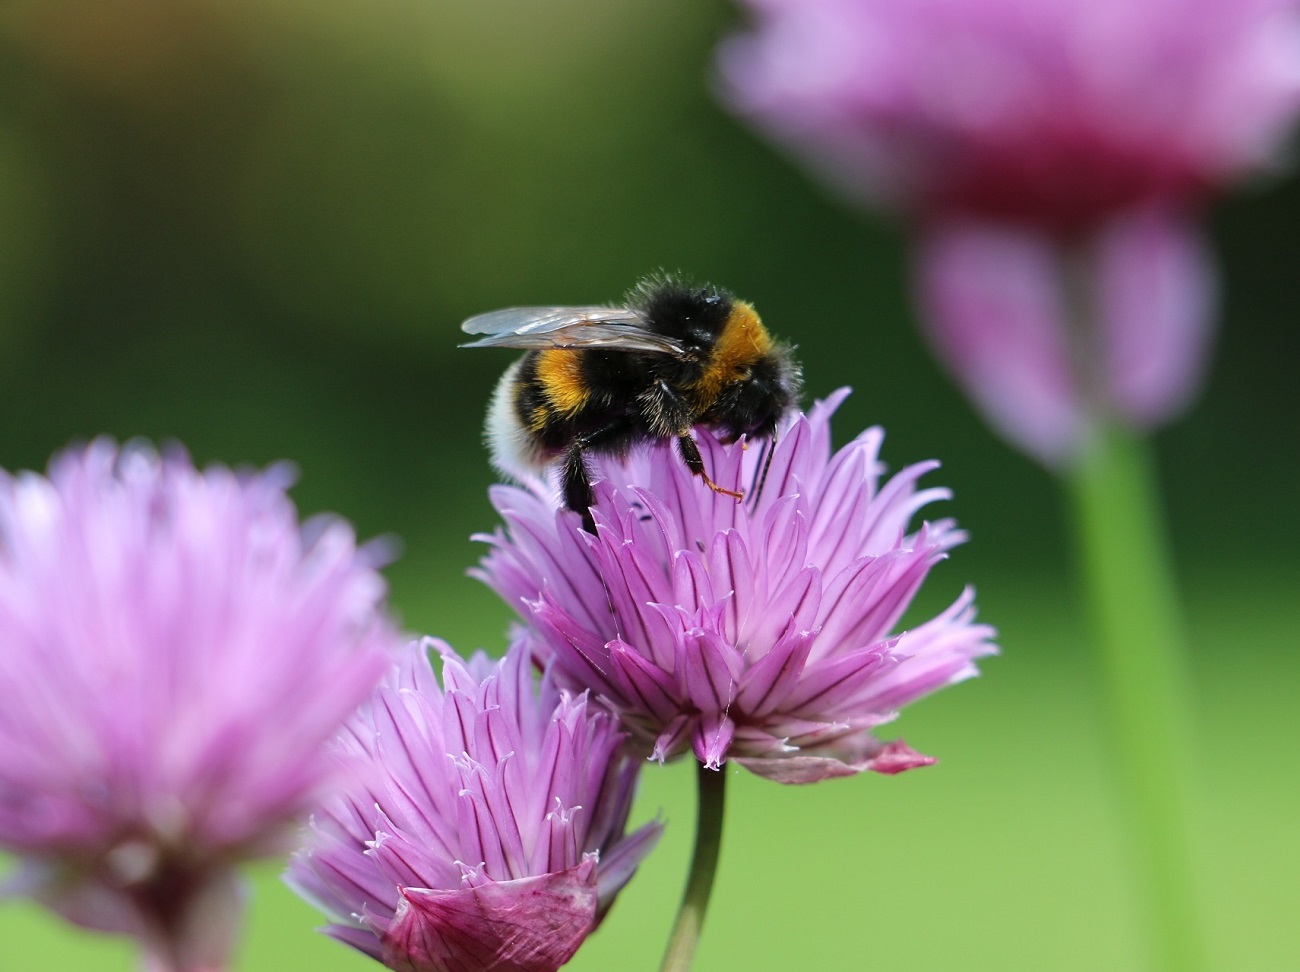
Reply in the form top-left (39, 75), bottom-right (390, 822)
top-left (476, 392), bottom-right (997, 784)
top-left (0, 440), bottom-right (399, 971)
top-left (286, 638), bottom-right (661, 972)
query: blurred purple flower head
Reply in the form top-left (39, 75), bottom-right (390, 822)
top-left (720, 0), bottom-right (1300, 228)
top-left (0, 440), bottom-right (398, 971)
top-left (476, 391), bottom-right (996, 784)
top-left (286, 637), bottom-right (661, 972)
top-left (719, 0), bottom-right (1300, 464)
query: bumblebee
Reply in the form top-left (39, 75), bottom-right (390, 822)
top-left (462, 275), bottom-right (802, 527)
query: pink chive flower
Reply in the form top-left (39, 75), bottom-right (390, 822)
top-left (719, 0), bottom-right (1300, 464)
top-left (475, 391), bottom-right (997, 784)
top-left (286, 637), bottom-right (662, 972)
top-left (0, 440), bottom-right (398, 972)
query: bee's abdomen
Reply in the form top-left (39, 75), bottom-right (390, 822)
top-left (511, 353), bottom-right (552, 432)
top-left (492, 352), bottom-right (600, 475)
top-left (533, 349), bottom-right (590, 421)
top-left (486, 359), bottom-right (546, 480)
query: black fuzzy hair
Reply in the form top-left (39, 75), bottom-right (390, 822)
top-left (625, 272), bottom-right (734, 340)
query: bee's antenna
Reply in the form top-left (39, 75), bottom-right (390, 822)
top-left (747, 427), bottom-right (778, 513)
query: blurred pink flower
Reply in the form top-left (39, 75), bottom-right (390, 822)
top-left (719, 0), bottom-right (1300, 462)
top-left (476, 391), bottom-right (996, 784)
top-left (287, 638), bottom-right (661, 972)
top-left (0, 440), bottom-right (398, 972)
top-left (915, 206), bottom-right (1217, 463)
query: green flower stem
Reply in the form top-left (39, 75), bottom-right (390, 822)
top-left (659, 763), bottom-right (727, 972)
top-left (1065, 424), bottom-right (1206, 972)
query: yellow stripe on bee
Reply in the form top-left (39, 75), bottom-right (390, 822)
top-left (536, 349), bottom-right (589, 419)
top-left (695, 301), bottom-right (772, 406)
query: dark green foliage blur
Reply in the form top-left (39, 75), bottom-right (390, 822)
top-left (0, 2), bottom-right (1296, 970)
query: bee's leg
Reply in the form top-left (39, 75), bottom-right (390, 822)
top-left (562, 417), bottom-right (637, 533)
top-left (677, 434), bottom-right (744, 500)
top-left (746, 429), bottom-right (777, 512)
top-left (560, 444), bottom-right (597, 533)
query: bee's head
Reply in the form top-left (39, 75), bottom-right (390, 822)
top-left (702, 342), bottom-right (802, 444)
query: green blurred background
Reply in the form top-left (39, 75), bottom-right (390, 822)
top-left (0, 1), bottom-right (1295, 969)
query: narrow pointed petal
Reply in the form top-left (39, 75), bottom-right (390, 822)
top-left (606, 640), bottom-right (681, 724)
top-left (781, 644), bottom-right (898, 716)
top-left (593, 819), bottom-right (664, 917)
top-left (756, 496), bottom-right (808, 595)
top-left (651, 713), bottom-right (694, 765)
top-left (677, 624), bottom-right (742, 714)
top-left (734, 620), bottom-right (816, 718)
top-left (693, 711), bottom-right (737, 771)
top-left (735, 735), bottom-right (934, 784)
top-left (323, 923), bottom-right (386, 962)
top-left (528, 596), bottom-right (618, 698)
top-left (853, 589), bottom-right (998, 713)
top-left (709, 529), bottom-right (755, 646)
top-left (863, 740), bottom-right (938, 775)
top-left (744, 564), bottom-right (821, 660)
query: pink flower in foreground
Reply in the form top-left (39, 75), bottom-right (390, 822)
top-left (476, 391), bottom-right (997, 784)
top-left (719, 0), bottom-right (1300, 463)
top-left (287, 638), bottom-right (661, 972)
top-left (0, 441), bottom-right (398, 971)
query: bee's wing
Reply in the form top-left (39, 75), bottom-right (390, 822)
top-left (460, 306), bottom-right (685, 355)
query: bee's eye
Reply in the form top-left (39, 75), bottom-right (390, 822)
top-left (736, 367), bottom-right (753, 381)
